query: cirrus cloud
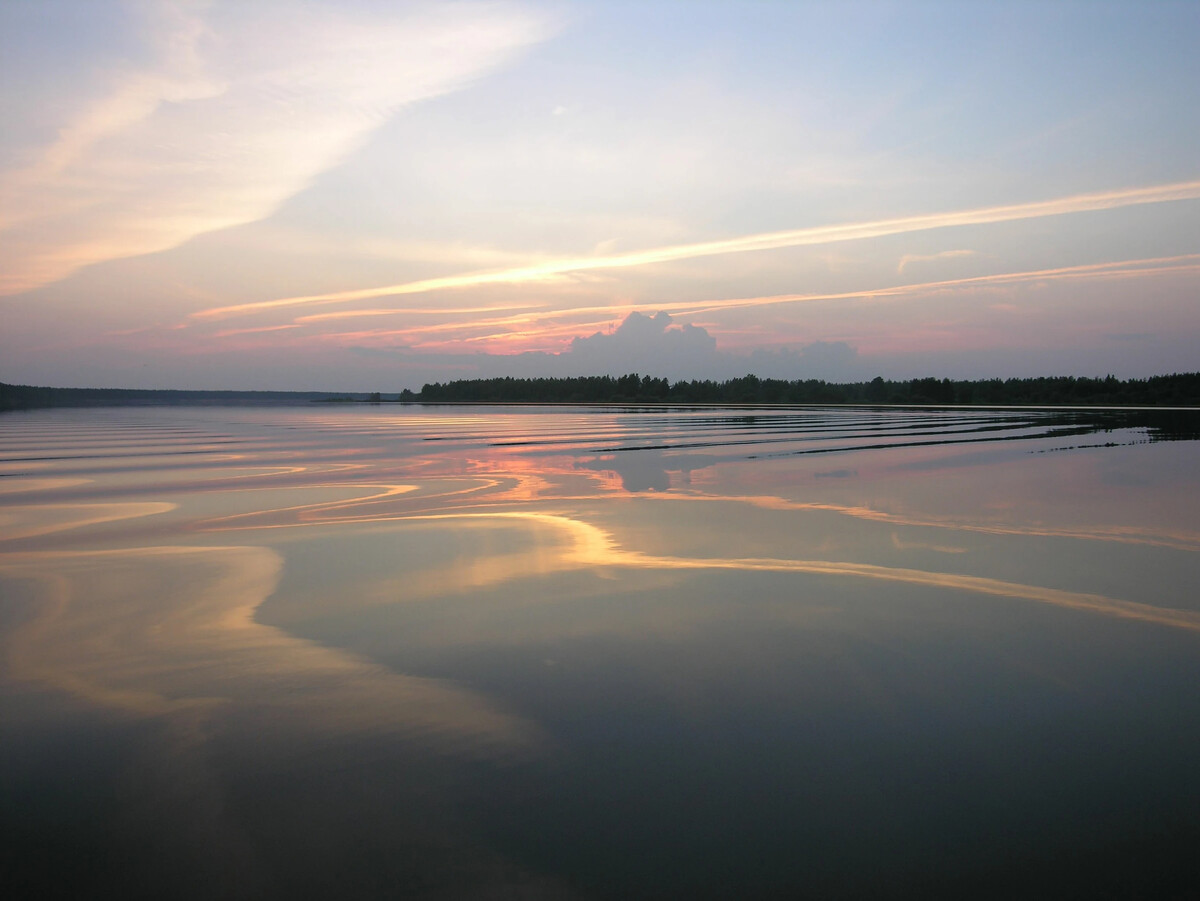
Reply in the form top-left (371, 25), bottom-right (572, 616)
top-left (191, 177), bottom-right (1200, 321)
top-left (0, 0), bottom-right (551, 297)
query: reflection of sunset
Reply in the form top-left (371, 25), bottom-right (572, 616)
top-left (285, 508), bottom-right (1200, 633)
top-left (3, 406), bottom-right (1199, 754)
top-left (1, 545), bottom-right (539, 751)
top-left (0, 501), bottom-right (175, 541)
top-left (182, 443), bottom-right (1200, 554)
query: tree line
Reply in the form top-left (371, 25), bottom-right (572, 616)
top-left (405, 372), bottom-right (1200, 406)
top-left (0, 383), bottom-right (370, 412)
top-left (5, 373), bottom-right (1199, 412)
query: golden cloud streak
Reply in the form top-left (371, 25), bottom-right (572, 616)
top-left (287, 254), bottom-right (1200, 352)
top-left (680, 255), bottom-right (1200, 317)
top-left (294, 303), bottom-right (548, 324)
top-left (192, 179), bottom-right (1200, 320)
top-left (211, 324), bottom-right (301, 338)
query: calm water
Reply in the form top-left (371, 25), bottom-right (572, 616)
top-left (2, 405), bottom-right (1199, 899)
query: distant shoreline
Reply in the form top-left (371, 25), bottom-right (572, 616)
top-left (4, 372), bottom-right (1199, 412)
top-left (0, 384), bottom-right (373, 412)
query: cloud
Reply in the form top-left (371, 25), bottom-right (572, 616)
top-left (221, 253), bottom-right (1200, 356)
top-left (334, 311), bottom-right (726, 382)
top-left (397, 312), bottom-right (861, 383)
top-left (0, 1), bottom-right (550, 296)
top-left (565, 311), bottom-right (719, 373)
top-left (897, 249), bottom-right (977, 273)
top-left (193, 178), bottom-right (1200, 320)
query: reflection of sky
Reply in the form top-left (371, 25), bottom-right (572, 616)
top-left (4, 407), bottom-right (1200, 696)
top-left (4, 406), bottom-right (1200, 895)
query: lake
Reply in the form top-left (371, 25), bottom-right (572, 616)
top-left (2, 404), bottom-right (1199, 899)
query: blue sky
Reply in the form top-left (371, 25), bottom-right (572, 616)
top-left (1, 0), bottom-right (1197, 389)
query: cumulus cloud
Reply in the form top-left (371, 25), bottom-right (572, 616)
top-left (539, 313), bottom-right (866, 381)
top-left (564, 311), bottom-right (719, 374)
top-left (372, 312), bottom-right (863, 384)
top-left (0, 0), bottom-right (549, 296)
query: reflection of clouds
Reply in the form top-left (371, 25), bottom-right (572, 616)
top-left (5, 404), bottom-right (1198, 755)
top-left (0, 545), bottom-right (539, 754)
top-left (0, 501), bottom-right (174, 541)
top-left (343, 513), bottom-right (621, 608)
top-left (196, 482), bottom-right (421, 530)
top-left (723, 494), bottom-right (1200, 553)
top-left (573, 448), bottom-right (717, 493)
top-left (523, 512), bottom-right (1200, 633)
top-left (1, 400), bottom-right (1197, 901)
top-left (576, 451), bottom-right (672, 492)
top-left (190, 456), bottom-right (1200, 555)
top-left (192, 478), bottom-right (511, 531)
top-left (281, 507), bottom-right (1200, 635)
top-left (0, 477), bottom-right (90, 495)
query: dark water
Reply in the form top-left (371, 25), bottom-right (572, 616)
top-left (2, 405), bottom-right (1199, 899)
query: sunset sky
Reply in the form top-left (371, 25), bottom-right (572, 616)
top-left (2, 0), bottom-right (1197, 390)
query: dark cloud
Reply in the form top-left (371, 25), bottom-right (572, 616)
top-left (577, 451), bottom-right (673, 492)
top-left (356, 311), bottom-right (870, 390)
top-left (563, 311), bottom-right (720, 377)
top-left (553, 312), bottom-right (862, 381)
top-left (574, 448), bottom-right (718, 492)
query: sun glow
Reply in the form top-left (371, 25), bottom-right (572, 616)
top-left (183, 253), bottom-right (1200, 356)
top-left (191, 181), bottom-right (1200, 322)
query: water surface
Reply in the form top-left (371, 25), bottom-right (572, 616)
top-left (2, 405), bottom-right (1199, 898)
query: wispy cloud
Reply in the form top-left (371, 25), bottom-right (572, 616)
top-left (680, 254), bottom-right (1200, 319)
top-left (294, 303), bottom-right (548, 325)
top-left (192, 179), bottom-right (1200, 320)
top-left (0, 1), bottom-right (550, 296)
top-left (897, 249), bottom-right (977, 273)
top-left (211, 324), bottom-right (301, 339)
top-left (218, 254), bottom-right (1200, 354)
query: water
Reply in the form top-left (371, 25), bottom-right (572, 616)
top-left (2, 405), bottom-right (1199, 899)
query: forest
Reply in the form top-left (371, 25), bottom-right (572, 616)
top-left (405, 372), bottom-right (1200, 407)
top-left (5, 373), bottom-right (1199, 412)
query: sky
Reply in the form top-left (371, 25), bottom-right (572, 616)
top-left (1, 0), bottom-right (1197, 391)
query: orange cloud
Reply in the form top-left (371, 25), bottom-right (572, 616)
top-left (192, 179), bottom-right (1200, 321)
top-left (220, 254), bottom-right (1200, 355)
